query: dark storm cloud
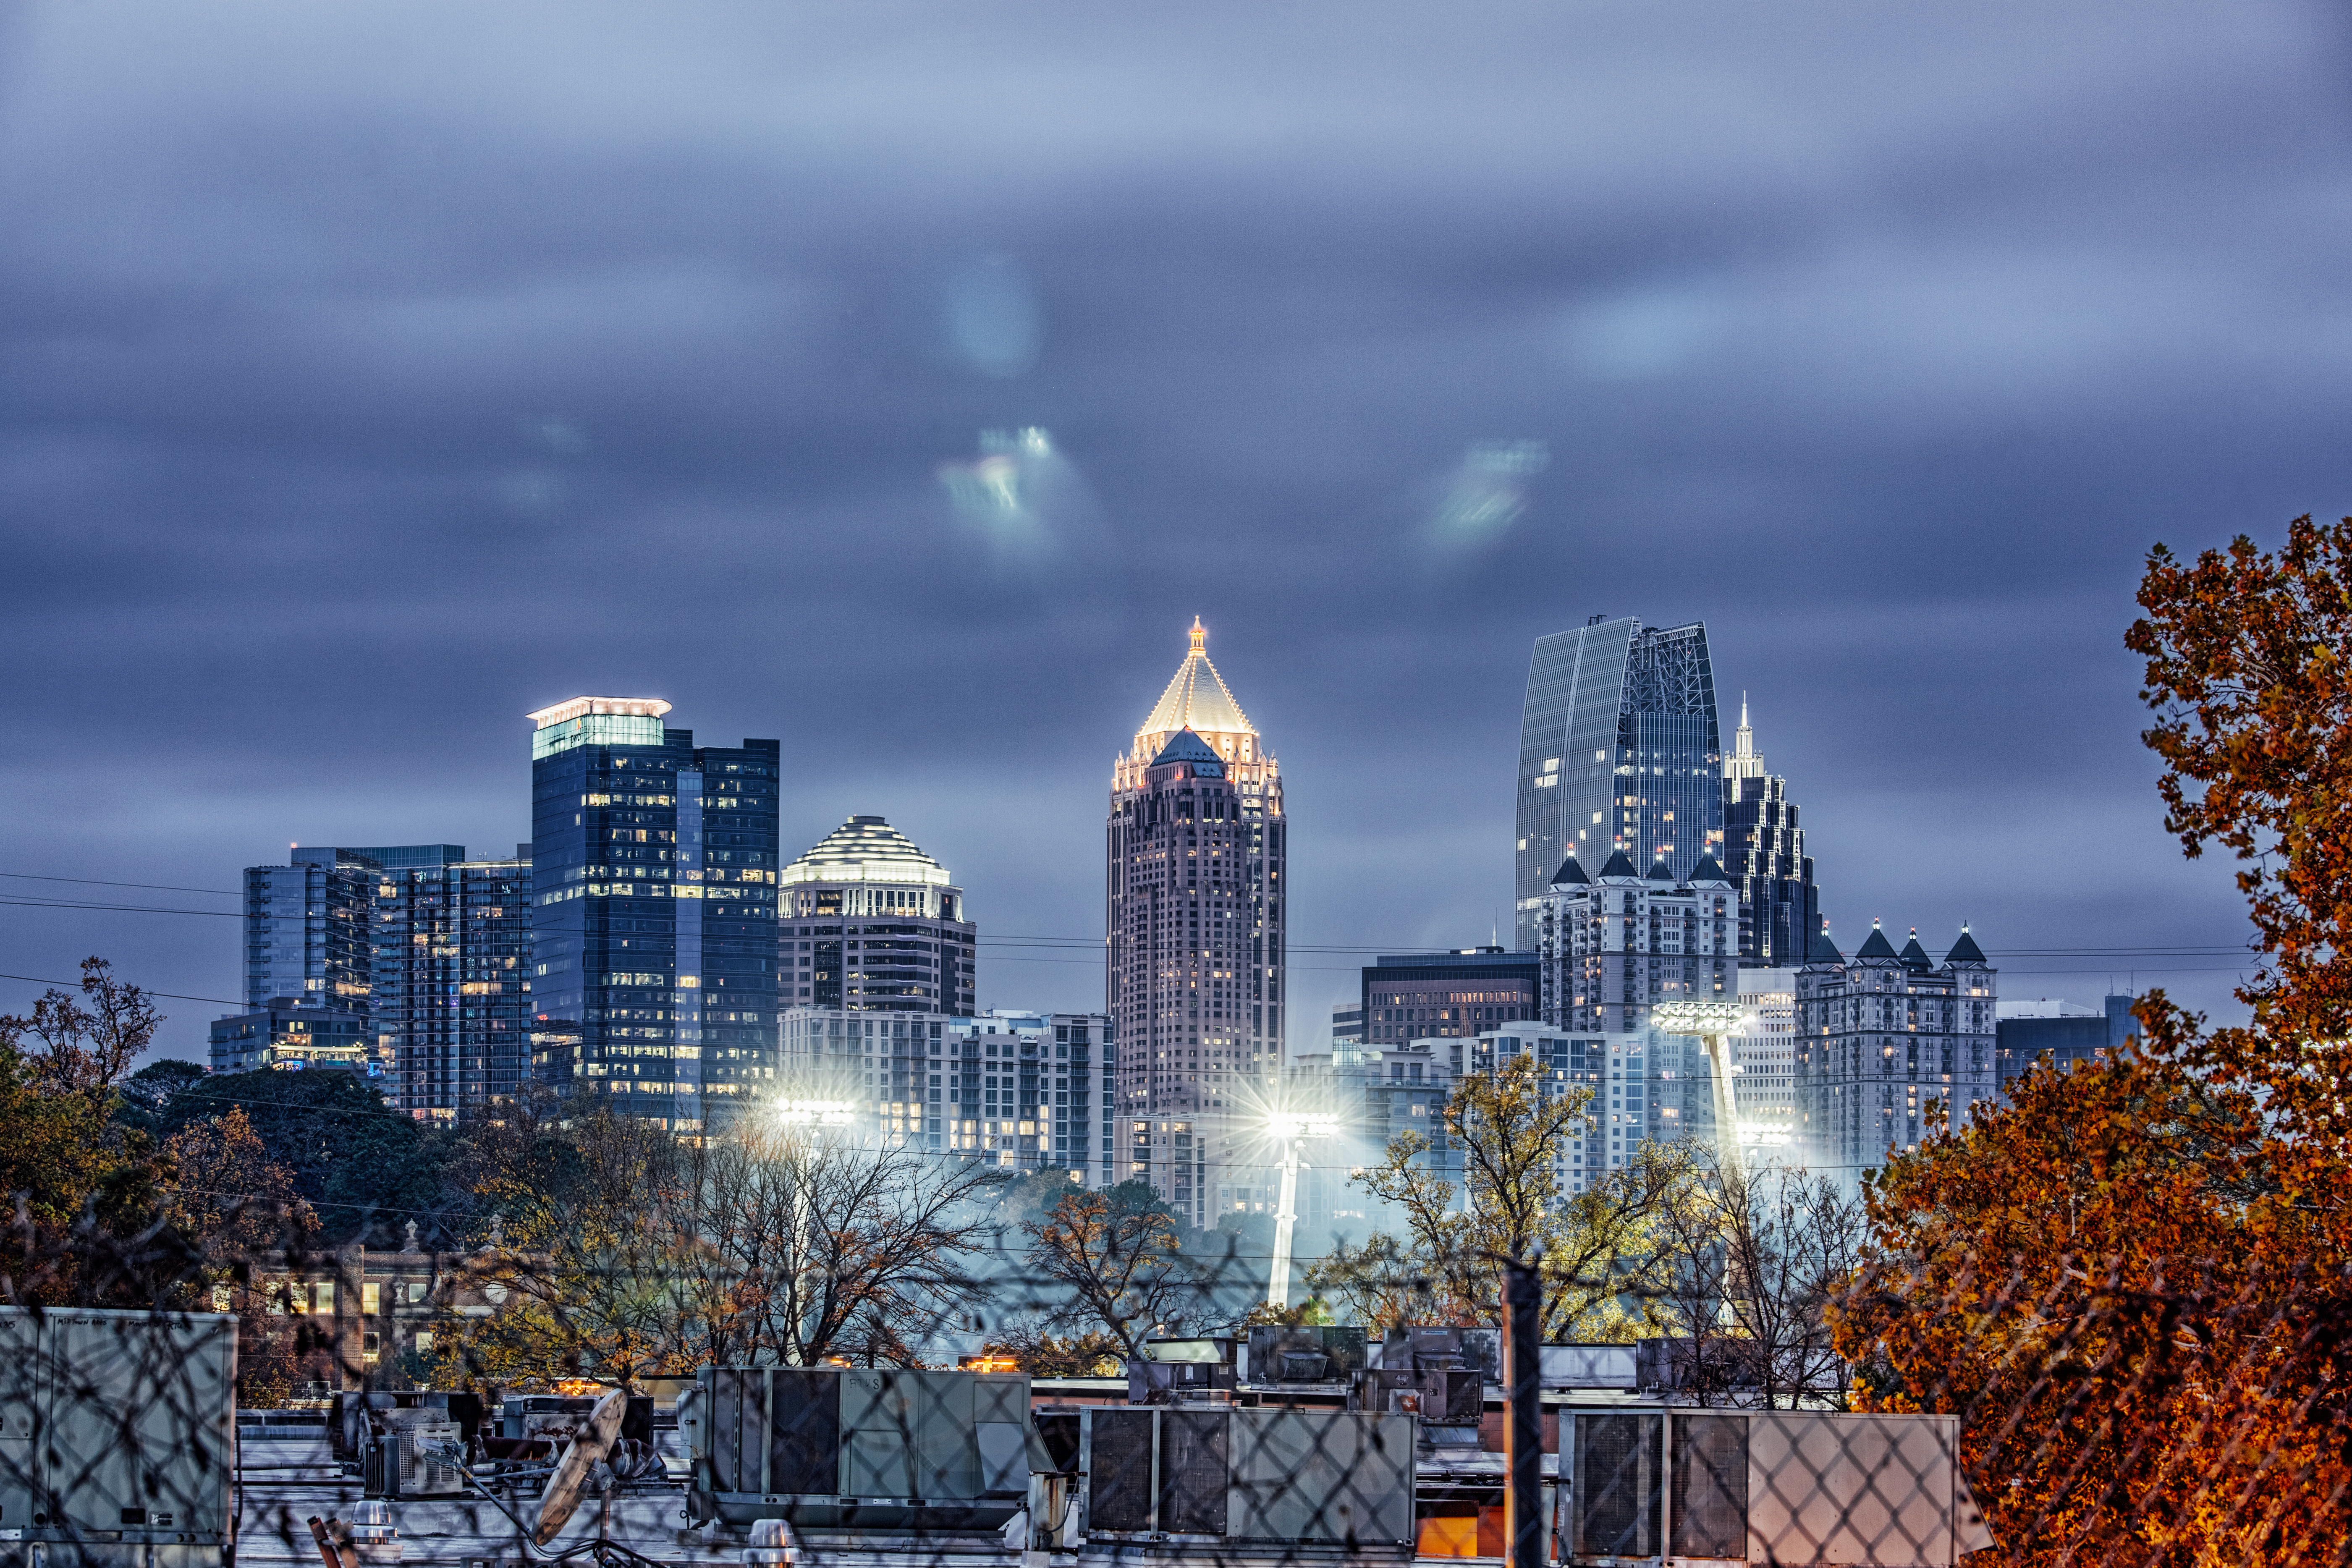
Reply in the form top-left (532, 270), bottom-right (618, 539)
top-left (0, 0), bottom-right (2339, 1053)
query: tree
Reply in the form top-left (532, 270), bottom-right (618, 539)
top-left (8, 958), bottom-right (162, 1095)
top-left (163, 1109), bottom-right (320, 1406)
top-left (2127, 515), bottom-right (2352, 1148)
top-left (1307, 1053), bottom-right (1686, 1338)
top-left (434, 1099), bottom-right (1007, 1387)
top-left (1650, 1152), bottom-right (1862, 1408)
top-left (151, 1068), bottom-right (456, 1246)
top-left (985, 1321), bottom-right (1127, 1376)
top-left (1828, 1050), bottom-right (2352, 1565)
top-left (0, 960), bottom-right (188, 1308)
top-left (1817, 519), bottom-right (2352, 1563)
top-left (1023, 1181), bottom-right (1201, 1353)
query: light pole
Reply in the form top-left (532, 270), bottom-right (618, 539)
top-left (1265, 1111), bottom-right (1338, 1307)
top-left (1650, 998), bottom-right (1750, 1179)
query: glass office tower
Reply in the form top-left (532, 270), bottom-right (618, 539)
top-left (528, 696), bottom-right (781, 1133)
top-left (375, 848), bottom-right (535, 1119)
top-left (1513, 617), bottom-right (1722, 950)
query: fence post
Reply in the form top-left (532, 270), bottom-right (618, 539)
top-left (1505, 1259), bottom-right (1543, 1568)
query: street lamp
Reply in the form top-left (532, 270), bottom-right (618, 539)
top-left (1266, 1111), bottom-right (1340, 1308)
top-left (1649, 999), bottom-right (1750, 1179)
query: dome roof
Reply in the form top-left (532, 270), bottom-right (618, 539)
top-left (782, 815), bottom-right (953, 888)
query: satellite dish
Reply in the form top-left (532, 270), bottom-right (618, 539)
top-left (534, 1390), bottom-right (627, 1545)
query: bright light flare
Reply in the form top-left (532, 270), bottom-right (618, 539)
top-left (1268, 1110), bottom-right (1341, 1141)
top-left (1650, 1000), bottom-right (1750, 1036)
top-left (773, 1098), bottom-right (858, 1127)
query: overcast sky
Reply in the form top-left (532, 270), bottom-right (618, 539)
top-left (1, 0), bottom-right (2337, 1063)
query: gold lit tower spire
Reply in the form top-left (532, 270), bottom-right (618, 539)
top-left (1106, 620), bottom-right (1286, 1229)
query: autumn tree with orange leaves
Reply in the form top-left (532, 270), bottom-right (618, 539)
top-left (1831, 517), bottom-right (2352, 1565)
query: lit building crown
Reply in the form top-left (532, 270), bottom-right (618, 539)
top-left (1133, 617), bottom-right (1256, 762)
top-left (783, 815), bottom-right (953, 889)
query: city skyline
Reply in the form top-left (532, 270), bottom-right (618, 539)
top-left (0, 2), bottom-right (2303, 1065)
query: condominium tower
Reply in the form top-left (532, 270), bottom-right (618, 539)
top-left (527, 696), bottom-right (781, 1132)
top-left (1514, 617), bottom-right (1723, 950)
top-left (1106, 620), bottom-right (1286, 1228)
top-left (779, 815), bottom-right (976, 1016)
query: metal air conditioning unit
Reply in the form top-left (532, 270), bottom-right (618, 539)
top-left (1559, 1408), bottom-right (1996, 1566)
top-left (681, 1367), bottom-right (1041, 1532)
top-left (1245, 1325), bottom-right (1368, 1385)
top-left (0, 1306), bottom-right (236, 1568)
top-left (1080, 1404), bottom-right (1415, 1555)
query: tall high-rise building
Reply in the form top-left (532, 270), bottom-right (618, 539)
top-left (527, 696), bottom-right (781, 1133)
top-left (1794, 924), bottom-right (1998, 1192)
top-left (1106, 620), bottom-right (1285, 1229)
top-left (1513, 617), bottom-right (1723, 950)
top-left (1530, 849), bottom-right (1739, 1156)
top-left (779, 816), bottom-right (976, 1016)
top-left (375, 848), bottom-right (535, 1120)
top-left (1721, 698), bottom-right (1820, 969)
top-left (244, 848), bottom-right (382, 1012)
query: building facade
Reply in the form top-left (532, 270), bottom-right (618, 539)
top-left (208, 1002), bottom-right (371, 1073)
top-left (776, 1008), bottom-right (1114, 1178)
top-left (1106, 620), bottom-right (1285, 1229)
top-left (780, 816), bottom-right (976, 1015)
top-left (1794, 924), bottom-right (1998, 1191)
top-left (374, 850), bottom-right (535, 1120)
top-left (1532, 850), bottom-right (1739, 1034)
top-left (1358, 949), bottom-right (1540, 1047)
top-left (244, 848), bottom-right (382, 1013)
top-left (1995, 993), bottom-right (2137, 1100)
top-left (1514, 617), bottom-right (1723, 950)
top-left (1720, 700), bottom-right (1820, 969)
top-left (527, 696), bottom-right (781, 1133)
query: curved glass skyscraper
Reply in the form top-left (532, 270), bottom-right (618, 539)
top-left (1513, 617), bottom-right (1721, 950)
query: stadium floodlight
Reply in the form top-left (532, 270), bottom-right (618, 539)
top-left (1266, 1110), bottom-right (1340, 1308)
top-left (1649, 999), bottom-right (1753, 1178)
top-left (773, 1098), bottom-right (859, 1128)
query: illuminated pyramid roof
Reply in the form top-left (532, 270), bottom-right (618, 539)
top-left (1137, 618), bottom-right (1253, 748)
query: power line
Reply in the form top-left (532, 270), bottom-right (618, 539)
top-left (0, 971), bottom-right (245, 1008)
top-left (0, 871), bottom-right (240, 897)
top-left (0, 896), bottom-right (241, 918)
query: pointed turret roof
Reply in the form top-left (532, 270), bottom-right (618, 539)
top-left (1687, 854), bottom-right (1731, 886)
top-left (1946, 926), bottom-right (1988, 966)
top-left (1149, 728), bottom-right (1225, 772)
top-left (1138, 618), bottom-right (1253, 746)
top-left (1598, 850), bottom-right (1641, 881)
top-left (1854, 919), bottom-right (1900, 961)
top-left (1807, 926), bottom-right (1845, 964)
top-left (1645, 858), bottom-right (1674, 882)
top-left (1899, 928), bottom-right (1933, 971)
top-left (1549, 854), bottom-right (1591, 887)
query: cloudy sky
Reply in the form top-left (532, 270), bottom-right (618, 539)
top-left (1, 0), bottom-right (2337, 1062)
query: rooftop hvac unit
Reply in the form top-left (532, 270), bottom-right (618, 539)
top-left (0, 1306), bottom-right (236, 1568)
top-left (680, 1367), bottom-right (1044, 1531)
top-left (1245, 1325), bottom-right (1368, 1385)
top-left (1080, 1405), bottom-right (1416, 1553)
top-left (1539, 1344), bottom-right (1637, 1390)
top-left (1560, 1408), bottom-right (1996, 1566)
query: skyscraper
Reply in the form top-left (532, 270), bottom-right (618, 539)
top-left (244, 847), bottom-right (382, 1013)
top-left (374, 848), bottom-right (535, 1120)
top-left (1513, 617), bottom-right (1722, 950)
top-left (779, 816), bottom-right (976, 1016)
top-left (1794, 923), bottom-right (1998, 1192)
top-left (1720, 698), bottom-right (1821, 968)
top-left (527, 696), bottom-right (780, 1133)
top-left (1106, 620), bottom-right (1285, 1228)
